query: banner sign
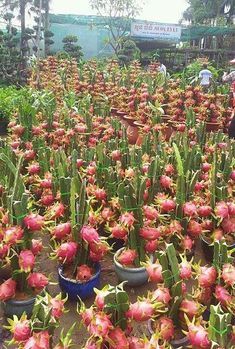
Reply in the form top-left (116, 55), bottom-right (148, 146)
top-left (131, 21), bottom-right (182, 42)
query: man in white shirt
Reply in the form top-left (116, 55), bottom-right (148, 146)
top-left (158, 61), bottom-right (167, 77)
top-left (199, 64), bottom-right (212, 90)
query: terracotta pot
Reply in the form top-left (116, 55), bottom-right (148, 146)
top-left (126, 124), bottom-right (139, 145)
top-left (205, 122), bottom-right (221, 132)
top-left (160, 115), bottom-right (174, 141)
top-left (133, 121), bottom-right (144, 146)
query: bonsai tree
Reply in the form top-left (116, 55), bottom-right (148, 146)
top-left (117, 39), bottom-right (140, 65)
top-left (62, 35), bottom-right (83, 62)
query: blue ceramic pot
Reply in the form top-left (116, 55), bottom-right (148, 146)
top-left (58, 264), bottom-right (101, 300)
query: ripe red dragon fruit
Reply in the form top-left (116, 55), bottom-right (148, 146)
top-left (215, 285), bottom-right (232, 305)
top-left (197, 205), bottom-right (212, 217)
top-left (221, 217), bottom-right (235, 234)
top-left (126, 300), bottom-right (155, 322)
top-left (24, 150), bottom-right (36, 161)
top-left (23, 213), bottom-right (44, 232)
top-left (88, 312), bottom-right (113, 337)
top-left (40, 178), bottom-right (52, 189)
top-left (187, 220), bottom-right (202, 237)
top-left (27, 272), bottom-right (48, 290)
top-left (180, 299), bottom-right (201, 320)
top-left (12, 318), bottom-right (31, 342)
top-left (128, 337), bottom-right (145, 349)
top-left (24, 331), bottom-right (50, 349)
top-left (164, 164), bottom-right (175, 175)
top-left (143, 205), bottom-right (159, 221)
top-left (222, 263), bottom-right (235, 286)
top-left (50, 297), bottom-right (65, 319)
top-left (40, 193), bottom-right (55, 206)
top-left (109, 327), bottom-right (129, 349)
top-left (110, 225), bottom-right (128, 239)
top-left (94, 188), bottom-right (107, 201)
top-left (158, 317), bottom-right (174, 341)
top-left (81, 307), bottom-right (94, 326)
top-left (0, 278), bottom-right (16, 301)
top-left (51, 222), bottom-right (71, 240)
top-left (179, 261), bottom-right (192, 280)
top-left (56, 241), bottom-right (78, 263)
top-left (19, 250), bottom-right (35, 272)
top-left (76, 265), bottom-right (93, 281)
top-left (187, 324), bottom-right (210, 349)
top-left (146, 261), bottom-right (163, 282)
top-left (81, 225), bottom-right (99, 243)
top-left (160, 175), bottom-right (173, 189)
top-left (230, 170), bottom-right (235, 181)
top-left (76, 159), bottom-right (84, 169)
top-left (152, 287), bottom-right (171, 304)
top-left (144, 240), bottom-right (158, 253)
top-left (31, 239), bottom-right (42, 255)
top-left (94, 289), bottom-right (109, 310)
top-left (198, 266), bottom-right (217, 288)
top-left (228, 202), bottom-right (235, 216)
top-left (215, 201), bottom-right (229, 219)
top-left (169, 220), bottom-right (183, 234)
top-left (160, 199), bottom-right (176, 213)
top-left (119, 212), bottom-right (135, 227)
top-left (117, 249), bottom-right (137, 266)
top-left (48, 202), bottom-right (65, 219)
top-left (183, 202), bottom-right (197, 217)
top-left (139, 226), bottom-right (161, 240)
top-left (194, 181), bottom-right (205, 192)
top-left (111, 150), bottom-right (121, 161)
top-left (4, 226), bottom-right (24, 245)
top-left (201, 162), bottom-right (211, 172)
top-left (28, 163), bottom-right (41, 175)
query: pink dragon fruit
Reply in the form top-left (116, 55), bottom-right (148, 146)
top-left (27, 273), bottom-right (48, 290)
top-left (24, 331), bottom-right (50, 349)
top-left (182, 235), bottom-right (194, 251)
top-left (160, 175), bottom-right (173, 188)
top-left (160, 199), bottom-right (176, 213)
top-left (76, 265), bottom-right (93, 281)
top-left (146, 261), bottom-right (163, 282)
top-left (4, 226), bottom-right (23, 245)
top-left (187, 220), bottom-right (202, 237)
top-left (230, 170), bottom-right (235, 181)
top-left (19, 250), bottom-right (35, 272)
top-left (56, 241), bottom-right (78, 263)
top-left (215, 201), bottom-right (229, 219)
top-left (197, 205), bottom-right (212, 217)
top-left (119, 212), bottom-right (135, 227)
top-left (221, 217), bottom-right (235, 234)
top-left (126, 300), bottom-right (155, 322)
top-left (183, 202), bottom-right (197, 217)
top-left (158, 317), bottom-right (174, 341)
top-left (198, 266), bottom-right (217, 288)
top-left (50, 297), bottom-right (65, 319)
top-left (128, 337), bottom-right (145, 349)
top-left (108, 327), bottom-right (129, 349)
top-left (187, 324), bottom-right (211, 349)
top-left (180, 299), bottom-right (201, 320)
top-left (179, 261), bottom-right (192, 280)
top-left (88, 312), bottom-right (113, 337)
top-left (81, 225), bottom-right (99, 243)
top-left (144, 240), bottom-right (158, 253)
top-left (222, 263), bottom-right (235, 286)
top-left (23, 214), bottom-right (44, 232)
top-left (12, 318), bottom-right (31, 342)
top-left (51, 222), bottom-right (72, 240)
top-left (215, 285), bottom-right (232, 305)
top-left (31, 239), bottom-right (43, 255)
top-left (110, 225), bottom-right (128, 239)
top-left (117, 249), bottom-right (137, 266)
top-left (0, 278), bottom-right (16, 301)
top-left (143, 205), bottom-right (159, 221)
top-left (139, 227), bottom-right (161, 240)
top-left (151, 287), bottom-right (171, 304)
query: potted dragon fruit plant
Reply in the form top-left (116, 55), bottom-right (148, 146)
top-left (48, 153), bottom-right (109, 300)
top-left (80, 282), bottom-right (166, 349)
top-left (0, 153), bottom-right (48, 318)
top-left (5, 291), bottom-right (75, 349)
top-left (147, 243), bottom-right (206, 348)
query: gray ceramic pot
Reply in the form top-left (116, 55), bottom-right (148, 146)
top-left (113, 248), bottom-right (149, 287)
top-left (2, 295), bottom-right (37, 318)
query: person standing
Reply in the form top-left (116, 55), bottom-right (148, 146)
top-left (158, 60), bottom-right (167, 77)
top-left (199, 63), bottom-right (212, 91)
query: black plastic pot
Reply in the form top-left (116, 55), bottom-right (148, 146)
top-left (201, 236), bottom-right (235, 263)
top-left (0, 118), bottom-right (8, 136)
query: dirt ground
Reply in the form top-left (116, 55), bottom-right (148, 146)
top-left (0, 236), bottom-right (205, 349)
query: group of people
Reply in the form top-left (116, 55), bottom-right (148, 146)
top-left (199, 59), bottom-right (235, 138)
